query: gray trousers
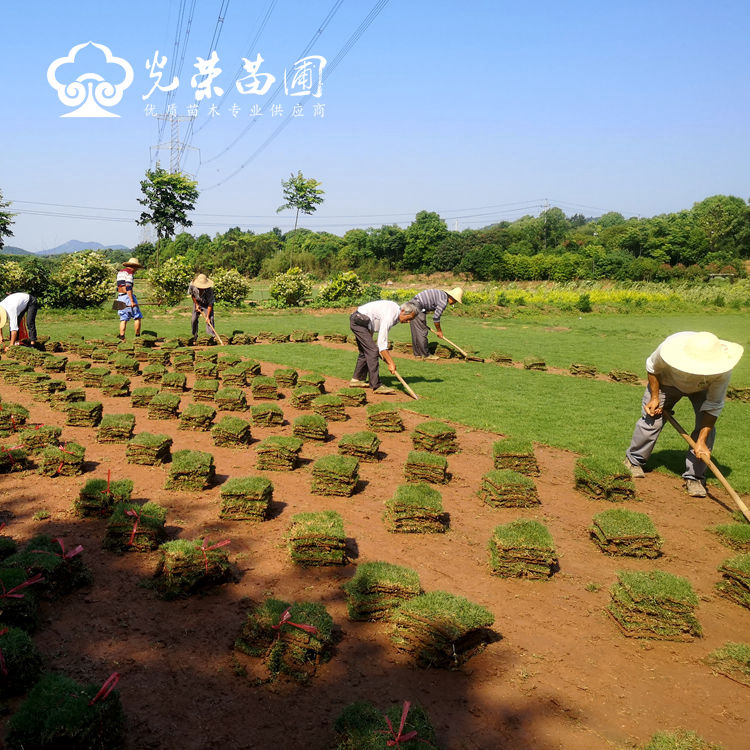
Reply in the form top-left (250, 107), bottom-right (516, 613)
top-left (626, 385), bottom-right (716, 481)
top-left (409, 309), bottom-right (430, 357)
top-left (350, 311), bottom-right (382, 390)
top-left (191, 307), bottom-right (215, 338)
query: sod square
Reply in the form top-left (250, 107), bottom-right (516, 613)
top-left (366, 403), bottom-right (404, 432)
top-left (131, 386), bottom-right (159, 408)
top-left (384, 483), bottom-right (447, 533)
top-left (0, 402), bottom-right (29, 435)
top-left (37, 442), bottom-right (86, 476)
top-left (96, 413), bottom-right (136, 444)
top-left (290, 329), bottom-right (317, 342)
top-left (146, 350), bottom-right (171, 366)
top-left (570, 362), bottom-right (598, 378)
top-left (41, 355), bottom-right (67, 373)
top-left (171, 353), bottom-right (195, 373)
top-left (65, 401), bottom-right (103, 427)
top-left (715, 554), bottom-right (750, 609)
top-left (710, 523), bottom-right (750, 552)
top-left (160, 371), bottom-right (187, 393)
top-left (18, 425), bottom-right (62, 454)
top-left (179, 402), bottom-right (217, 431)
top-left (98, 374), bottom-right (129, 397)
top-left (575, 455), bottom-right (636, 502)
top-left (250, 403), bottom-right (284, 427)
top-left (193, 378), bottom-right (220, 401)
top-left (590, 508), bottom-right (662, 558)
top-left (76, 477), bottom-right (134, 517)
top-left (220, 476), bottom-right (273, 521)
top-left (523, 356), bottom-right (547, 371)
top-left (221, 364), bottom-right (249, 386)
top-left (215, 387), bottom-right (248, 411)
top-left (298, 373), bottom-right (326, 392)
top-left (333, 701), bottom-right (438, 749)
top-left (338, 431), bottom-right (381, 461)
top-left (608, 369), bottom-right (640, 384)
top-left (125, 432), bottom-right (172, 465)
top-left (112, 354), bottom-right (140, 375)
top-left (290, 385), bottom-right (320, 409)
top-left (322, 333), bottom-right (347, 343)
top-left (337, 387), bottom-right (367, 407)
top-left (229, 332), bottom-right (256, 345)
top-left (0, 627), bottom-right (43, 698)
top-left (81, 367), bottom-right (109, 388)
top-left (492, 437), bottom-right (539, 476)
top-left (411, 421), bottom-right (459, 454)
top-left (194, 361), bottom-right (219, 379)
top-left (311, 454), bottom-right (360, 496)
top-left (287, 510), bottom-right (347, 566)
top-left (293, 414), bottom-right (328, 441)
top-left (194, 350), bottom-right (218, 364)
top-left (489, 351), bottom-right (514, 365)
top-left (143, 363), bottom-right (168, 383)
top-left (217, 353), bottom-right (242, 372)
top-left (251, 376), bottom-right (279, 400)
top-left (153, 537), bottom-right (232, 599)
top-left (65, 360), bottom-right (91, 380)
top-left (256, 435), bottom-right (302, 471)
top-left (274, 368), bottom-right (298, 388)
top-left (212, 415), bottom-right (252, 447)
top-left (478, 469), bottom-right (539, 508)
top-left (488, 519), bottom-right (558, 578)
top-left (90, 347), bottom-right (110, 362)
top-left (165, 449), bottom-right (215, 490)
top-left (342, 561), bottom-right (421, 621)
top-left (0, 446), bottom-right (30, 473)
top-left (49, 388), bottom-right (86, 412)
top-left (313, 394), bottom-right (348, 421)
top-left (104, 501), bottom-right (167, 551)
top-left (705, 641), bottom-right (750, 688)
top-left (147, 392), bottom-right (181, 420)
top-left (404, 451), bottom-right (448, 484)
top-left (0, 364), bottom-right (34, 384)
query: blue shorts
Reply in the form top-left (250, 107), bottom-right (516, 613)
top-left (117, 294), bottom-right (142, 321)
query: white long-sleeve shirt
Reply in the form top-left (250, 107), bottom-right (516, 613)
top-left (356, 300), bottom-right (401, 352)
top-left (0, 293), bottom-right (31, 333)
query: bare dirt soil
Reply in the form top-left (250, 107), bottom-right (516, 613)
top-left (0, 354), bottom-right (748, 750)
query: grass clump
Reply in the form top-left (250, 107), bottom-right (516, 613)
top-left (479, 469), bottom-right (539, 507)
top-left (96, 413), bottom-right (136, 443)
top-left (570, 363), bottom-right (597, 378)
top-left (342, 561), bottom-right (421, 621)
top-left (165, 449), bottom-right (215, 491)
top-left (76, 477), bottom-right (133, 517)
top-left (404, 451), bottom-right (448, 484)
top-left (492, 438), bottom-right (539, 476)
top-left (642, 729), bottom-right (723, 750)
top-left (384, 483), bottom-right (447, 534)
top-left (575, 455), bottom-right (636, 502)
top-left (488, 519), bottom-right (558, 578)
top-left (220, 476), bottom-right (273, 521)
top-left (293, 413), bottom-right (328, 441)
top-left (179, 402), bottom-right (216, 431)
top-left (705, 641), bottom-right (750, 687)
top-left (287, 510), bottom-right (347, 566)
top-left (590, 508), bottom-right (662, 558)
top-left (338, 431), bottom-right (380, 461)
top-left (250, 403), bottom-right (284, 427)
top-left (710, 523), bottom-right (750, 552)
top-left (411, 421), bottom-right (459, 454)
top-left (311, 454), bottom-right (360, 496)
top-left (366, 402), bottom-right (404, 432)
top-left (125, 432), bottom-right (172, 465)
top-left (153, 538), bottom-right (232, 599)
top-left (104, 502), bottom-right (167, 552)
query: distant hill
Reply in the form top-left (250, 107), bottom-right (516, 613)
top-left (36, 240), bottom-right (129, 256)
top-left (0, 245), bottom-right (32, 256)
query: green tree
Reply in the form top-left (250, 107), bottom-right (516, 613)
top-left (147, 256), bottom-right (194, 306)
top-left (0, 189), bottom-right (15, 250)
top-left (276, 170), bottom-right (325, 231)
top-left (136, 167), bottom-right (199, 267)
top-left (403, 211), bottom-right (448, 270)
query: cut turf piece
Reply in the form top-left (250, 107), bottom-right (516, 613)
top-left (384, 483), bottom-right (447, 533)
top-left (488, 519), bottom-right (558, 578)
top-left (333, 700), bottom-right (439, 750)
top-left (313, 394), bottom-right (348, 422)
top-left (146, 350), bottom-right (171, 366)
top-left (104, 501), bottom-right (167, 551)
top-left (41, 355), bottom-right (67, 373)
top-left (76, 477), bottom-right (134, 517)
top-left (342, 561), bottom-right (421, 621)
top-left (112, 354), bottom-right (140, 375)
top-left (609, 369), bottom-right (640, 384)
top-left (478, 469), bottom-right (539, 508)
top-left (0, 445), bottom-right (30, 473)
top-left (217, 353), bottom-right (242, 372)
top-left (237, 359), bottom-right (261, 378)
top-left (715, 554), bottom-right (750, 609)
top-left (608, 569), bottom-right (701, 641)
top-left (212, 415), bottom-right (252, 447)
top-left (37, 442), bottom-right (85, 476)
top-left (100, 374), bottom-right (130, 397)
top-left (194, 361), bottom-right (219, 379)
top-left (65, 360), bottom-right (91, 380)
top-left (293, 413), bottom-right (329, 441)
top-left (153, 537), bottom-right (232, 599)
top-left (338, 431), bottom-right (380, 462)
top-left (256, 435), bottom-right (302, 471)
top-left (147, 392), bottom-right (181, 420)
top-left (142, 363), bottom-right (168, 383)
top-left (411, 421), bottom-right (459, 454)
top-left (290, 385), bottom-right (320, 409)
top-left (5, 671), bottom-right (125, 750)
top-left (250, 403), bottom-right (284, 427)
top-left (220, 476), bottom-right (273, 521)
top-left (323, 333), bottom-right (347, 343)
top-left (179, 402), bottom-right (216, 431)
top-left (590, 508), bottom-right (662, 558)
top-left (0, 626), bottom-right (43, 698)
top-left (49, 387), bottom-right (86, 412)
top-left (705, 641), bottom-right (750, 688)
top-left (727, 385), bottom-right (750, 403)
top-left (523, 356), bottom-right (546, 371)
top-left (274, 368), bottom-right (298, 387)
top-left (642, 729), bottom-right (724, 750)
top-left (0, 402), bottom-right (29, 434)
top-left (404, 450), bottom-right (448, 484)
top-left (570, 362), bottom-right (597, 378)
top-left (251, 376), bottom-right (279, 400)
top-left (710, 523), bottom-right (750, 552)
top-left (391, 590), bottom-right (495, 668)
top-left (18, 425), bottom-right (62, 454)
top-left (311, 454), bottom-right (360, 496)
top-left (160, 371), bottom-right (187, 393)
top-left (194, 349), bottom-right (218, 364)
top-left (171, 353), bottom-right (195, 373)
top-left (96, 413), bottom-right (136, 443)
top-left (221, 364), bottom-right (249, 386)
top-left (0, 363), bottom-right (34, 384)
top-left (215, 386), bottom-right (248, 411)
top-left (298, 372), bottom-right (326, 392)
top-left (125, 432), bottom-right (172, 465)
top-left (290, 329), bottom-right (317, 342)
top-left (366, 403), bottom-right (404, 432)
top-left (337, 387), bottom-right (367, 407)
top-left (288, 510), bottom-right (347, 566)
top-left (65, 400), bottom-right (103, 427)
top-left (268, 332), bottom-right (290, 343)
top-left (575, 455), bottom-right (636, 502)
top-left (489, 351), bottom-right (513, 365)
top-left (492, 437), bottom-right (539, 476)
top-left (192, 378), bottom-right (220, 402)
top-left (165, 449), bottom-right (215, 490)
top-left (131, 386), bottom-right (159, 408)
top-left (230, 332), bottom-right (256, 345)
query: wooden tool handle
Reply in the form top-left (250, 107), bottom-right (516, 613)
top-left (393, 370), bottom-right (419, 400)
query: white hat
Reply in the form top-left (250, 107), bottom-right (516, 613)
top-left (661, 331), bottom-right (743, 376)
top-left (444, 287), bottom-right (463, 304)
top-left (191, 273), bottom-right (214, 289)
top-left (123, 257), bottom-right (144, 269)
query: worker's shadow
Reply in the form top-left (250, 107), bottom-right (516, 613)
top-left (650, 449), bottom-right (734, 480)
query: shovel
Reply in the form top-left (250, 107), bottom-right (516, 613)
top-left (393, 370), bottom-right (419, 400)
top-left (664, 410), bottom-right (750, 522)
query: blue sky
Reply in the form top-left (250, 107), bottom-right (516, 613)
top-left (2, 0), bottom-right (749, 251)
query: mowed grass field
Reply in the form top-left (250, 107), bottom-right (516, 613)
top-left (38, 306), bottom-right (750, 493)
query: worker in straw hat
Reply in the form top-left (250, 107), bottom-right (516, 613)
top-left (188, 273), bottom-right (216, 340)
top-left (0, 291), bottom-right (40, 350)
top-left (116, 257), bottom-right (144, 340)
top-left (624, 331), bottom-right (744, 497)
top-left (406, 287), bottom-right (463, 359)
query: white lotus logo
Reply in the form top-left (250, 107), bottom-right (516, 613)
top-left (47, 41), bottom-right (134, 118)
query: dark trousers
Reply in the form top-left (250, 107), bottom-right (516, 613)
top-left (192, 307), bottom-right (215, 338)
top-left (350, 311), bottom-right (381, 390)
top-left (20, 295), bottom-right (38, 342)
top-left (409, 309), bottom-right (430, 356)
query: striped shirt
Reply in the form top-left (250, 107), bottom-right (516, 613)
top-left (356, 300), bottom-right (401, 352)
top-left (116, 269), bottom-right (134, 292)
top-left (411, 289), bottom-right (449, 322)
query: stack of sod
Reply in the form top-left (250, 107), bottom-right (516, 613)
top-left (570, 363), bottom-right (598, 378)
top-left (101, 374), bottom-right (130, 397)
top-left (0, 402), bottom-right (29, 434)
top-left (193, 378), bottom-right (219, 402)
top-left (112, 354), bottom-right (140, 375)
top-left (391, 590), bottom-right (495, 668)
top-left (251, 376), bottom-right (279, 400)
top-left (234, 598), bottom-right (333, 682)
top-left (333, 701), bottom-right (438, 749)
top-left (711, 523), bottom-right (750, 552)
top-left (19, 373), bottom-right (55, 401)
top-left (323, 333), bottom-right (347, 343)
top-left (131, 386), bottom-right (159, 408)
top-left (230, 332), bottom-right (255, 344)
top-left (104, 502), bottom-right (167, 551)
top-left (18, 425), bottom-right (62, 453)
top-left (215, 386), bottom-right (248, 411)
top-left (50, 388), bottom-right (86, 411)
top-left (153, 537), bottom-right (232, 598)
top-left (290, 329), bottom-right (317, 342)
top-left (0, 568), bottom-right (40, 630)
top-left (290, 385), bottom-right (320, 409)
top-left (489, 351), bottom-right (514, 365)
top-left (160, 371), bottom-right (186, 393)
top-left (96, 413), bottom-right (136, 443)
top-left (195, 334), bottom-right (216, 346)
top-left (0, 627), bottom-right (43, 698)
top-left (404, 451), bottom-right (448, 484)
top-left (338, 431), bottom-right (381, 461)
top-left (0, 446), bottom-right (30, 473)
top-left (256, 435), bottom-right (302, 470)
top-left (716, 554), bottom-right (750, 609)
top-left (523, 356), bottom-right (547, 371)
top-left (90, 348), bottom-right (110, 362)
top-left (65, 360), bottom-right (91, 380)
top-left (212, 415), bottom-right (252, 447)
top-left (41, 355), bottom-right (67, 373)
top-left (590, 508), bottom-right (662, 557)
top-left (195, 349), bottom-right (219, 364)
top-left (82, 367), bottom-right (109, 387)
top-left (608, 570), bottom-right (702, 640)
top-left (642, 730), bottom-right (723, 750)
top-left (411, 421), bottom-right (459, 454)
top-left (274, 368), bottom-right (298, 388)
top-left (220, 476), bottom-right (273, 521)
top-left (706, 642), bottom-right (750, 688)
top-left (40, 339), bottom-right (63, 353)
top-left (146, 349), bottom-right (171, 366)
top-left (147, 392), bottom-right (181, 419)
top-left (488, 520), bottom-right (558, 578)
top-left (142, 363), bottom-right (168, 383)
top-left (238, 359), bottom-right (261, 378)
top-left (293, 414), bottom-right (329, 441)
top-left (384, 483), bottom-right (447, 533)
top-left (575, 456), bottom-right (636, 502)
top-left (5, 672), bottom-right (125, 750)
top-left (75, 477), bottom-right (133, 516)
top-left (179, 402), bottom-right (216, 431)
top-left (250, 403), bottom-right (284, 427)
top-left (38, 442), bottom-right (85, 476)
top-left (478, 470), bottom-right (539, 508)
top-left (608, 369), bottom-right (640, 384)
top-left (125, 432), bottom-right (172, 465)
top-left (194, 361), bottom-right (219, 379)
top-left (727, 386), bottom-right (750, 403)
top-left (287, 510), bottom-right (347, 566)
top-left (493, 438), bottom-right (540, 476)
top-left (165, 449), bottom-right (215, 490)
top-left (311, 455), bottom-right (359, 496)
top-left (367, 403), bottom-right (404, 432)
top-left (171, 351), bottom-right (195, 372)
top-left (337, 387), bottom-right (367, 407)
top-left (342, 561), bottom-right (421, 621)
top-left (0, 364), bottom-right (34, 384)
top-left (116, 341), bottom-right (135, 356)
top-left (217, 353), bottom-right (242, 372)
top-left (298, 372), bottom-right (326, 392)
top-left (313, 394), bottom-right (348, 422)
top-left (221, 364), bottom-right (249, 386)
top-left (268, 332), bottom-right (290, 343)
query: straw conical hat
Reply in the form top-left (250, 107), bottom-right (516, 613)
top-left (123, 257), bottom-right (143, 269)
top-left (444, 287), bottom-right (463, 304)
top-left (660, 331), bottom-right (743, 376)
top-left (192, 274), bottom-right (214, 289)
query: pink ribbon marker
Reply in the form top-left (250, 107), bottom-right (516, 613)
top-left (272, 607), bottom-right (319, 639)
top-left (383, 701), bottom-right (419, 747)
top-left (200, 539), bottom-right (231, 573)
top-left (89, 672), bottom-right (121, 705)
top-left (0, 573), bottom-right (45, 599)
top-left (125, 509), bottom-right (141, 546)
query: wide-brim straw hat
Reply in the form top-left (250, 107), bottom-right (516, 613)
top-left (661, 331), bottom-right (743, 376)
top-left (0, 304), bottom-right (7, 329)
top-left (192, 273), bottom-right (214, 289)
top-left (444, 287), bottom-right (463, 304)
top-left (123, 257), bottom-right (144, 269)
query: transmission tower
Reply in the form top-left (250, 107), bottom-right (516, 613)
top-left (150, 113), bottom-right (199, 175)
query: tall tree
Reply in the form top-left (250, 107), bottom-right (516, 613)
top-left (136, 167), bottom-right (199, 267)
top-left (0, 189), bottom-right (16, 251)
top-left (276, 171), bottom-right (325, 231)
